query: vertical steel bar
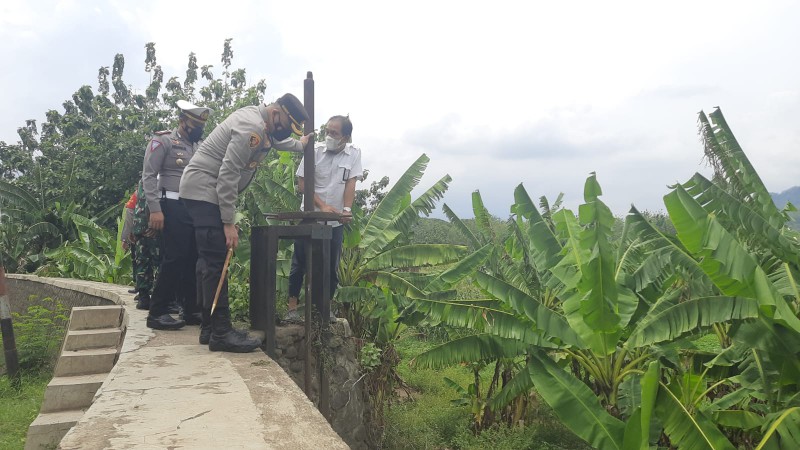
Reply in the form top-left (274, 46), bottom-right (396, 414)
top-left (303, 236), bottom-right (313, 396)
top-left (0, 267), bottom-right (20, 386)
top-left (303, 71), bottom-right (315, 213)
top-left (250, 227), bottom-right (267, 334)
top-left (264, 228), bottom-right (279, 358)
top-left (311, 232), bottom-right (331, 419)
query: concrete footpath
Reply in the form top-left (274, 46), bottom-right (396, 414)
top-left (33, 278), bottom-right (349, 450)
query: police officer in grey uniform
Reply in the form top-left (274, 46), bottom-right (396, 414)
top-left (180, 93), bottom-right (311, 352)
top-left (143, 100), bottom-right (211, 330)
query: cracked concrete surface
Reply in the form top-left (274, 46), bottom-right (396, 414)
top-left (8, 276), bottom-right (348, 450)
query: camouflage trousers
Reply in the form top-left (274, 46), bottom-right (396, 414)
top-left (133, 234), bottom-right (161, 296)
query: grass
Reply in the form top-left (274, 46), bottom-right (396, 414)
top-left (381, 335), bottom-right (591, 450)
top-left (0, 372), bottom-right (50, 450)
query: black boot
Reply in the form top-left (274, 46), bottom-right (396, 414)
top-left (147, 313), bottom-right (185, 330)
top-left (183, 311), bottom-right (203, 326)
top-left (128, 287), bottom-right (138, 294)
top-left (208, 308), bottom-right (261, 353)
top-left (136, 294), bottom-right (150, 310)
top-left (199, 309), bottom-right (212, 345)
top-left (167, 300), bottom-right (183, 315)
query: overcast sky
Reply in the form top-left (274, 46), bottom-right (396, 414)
top-left (1, 0), bottom-right (798, 218)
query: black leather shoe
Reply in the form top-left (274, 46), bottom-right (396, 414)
top-left (146, 314), bottom-right (185, 330)
top-left (136, 294), bottom-right (150, 310)
top-left (167, 302), bottom-right (183, 315)
top-left (209, 331), bottom-right (261, 353)
top-left (128, 288), bottom-right (138, 294)
top-left (199, 327), bottom-right (212, 345)
top-left (183, 312), bottom-right (203, 326)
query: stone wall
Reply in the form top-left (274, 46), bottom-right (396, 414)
top-left (6, 276), bottom-right (113, 316)
top-left (273, 320), bottom-right (374, 449)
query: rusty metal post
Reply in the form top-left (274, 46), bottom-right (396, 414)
top-left (303, 71), bottom-right (315, 213)
top-left (0, 267), bottom-right (20, 386)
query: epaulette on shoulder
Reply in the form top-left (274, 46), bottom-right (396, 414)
top-left (154, 130), bottom-right (171, 136)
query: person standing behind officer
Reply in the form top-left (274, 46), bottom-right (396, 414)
top-left (180, 93), bottom-right (311, 353)
top-left (285, 115), bottom-right (362, 323)
top-left (143, 100), bottom-right (211, 330)
top-left (132, 179), bottom-right (160, 310)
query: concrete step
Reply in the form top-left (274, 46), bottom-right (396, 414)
top-left (54, 348), bottom-right (119, 377)
top-left (64, 328), bottom-right (122, 351)
top-left (40, 373), bottom-right (108, 413)
top-left (25, 409), bottom-right (84, 450)
top-left (69, 306), bottom-right (124, 330)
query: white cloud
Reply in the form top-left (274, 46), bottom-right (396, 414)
top-left (1, 0), bottom-right (798, 218)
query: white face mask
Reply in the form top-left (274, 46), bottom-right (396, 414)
top-left (325, 135), bottom-right (345, 152)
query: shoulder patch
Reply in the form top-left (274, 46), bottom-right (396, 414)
top-left (154, 130), bottom-right (171, 136)
top-left (249, 133), bottom-right (261, 149)
top-left (149, 139), bottom-right (162, 153)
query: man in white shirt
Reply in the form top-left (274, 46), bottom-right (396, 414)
top-left (286, 115), bottom-right (363, 322)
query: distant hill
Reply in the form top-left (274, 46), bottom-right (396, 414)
top-left (770, 186), bottom-right (800, 230)
top-left (771, 186), bottom-right (800, 208)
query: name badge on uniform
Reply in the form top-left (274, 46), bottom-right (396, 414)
top-left (341, 168), bottom-right (351, 181)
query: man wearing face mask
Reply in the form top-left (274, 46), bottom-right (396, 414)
top-left (285, 115), bottom-right (362, 323)
top-left (180, 93), bottom-right (311, 352)
top-left (143, 100), bottom-right (211, 330)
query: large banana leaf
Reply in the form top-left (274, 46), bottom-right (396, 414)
top-left (757, 407), bottom-right (800, 450)
top-left (513, 183), bottom-right (564, 275)
top-left (681, 173), bottom-right (800, 266)
top-left (470, 190), bottom-right (497, 243)
top-left (528, 349), bottom-right (626, 450)
top-left (0, 179), bottom-right (41, 210)
top-left (360, 154), bottom-right (429, 259)
top-left (442, 203), bottom-right (481, 248)
top-left (364, 244), bottom-right (467, 271)
top-left (626, 296), bottom-right (759, 348)
top-left (423, 243), bottom-right (493, 293)
top-left (475, 271), bottom-right (582, 347)
top-left (412, 334), bottom-right (529, 369)
top-left (382, 174), bottom-right (452, 255)
top-left (408, 297), bottom-right (556, 347)
top-left (699, 108), bottom-right (783, 228)
top-left (575, 173), bottom-right (622, 332)
top-left (623, 207), bottom-right (711, 294)
top-left (656, 379), bottom-right (737, 450)
top-left (371, 271), bottom-right (428, 298)
top-left (665, 186), bottom-right (800, 333)
top-left (620, 361), bottom-right (661, 450)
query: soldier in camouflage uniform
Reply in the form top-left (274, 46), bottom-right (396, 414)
top-left (132, 179), bottom-right (160, 310)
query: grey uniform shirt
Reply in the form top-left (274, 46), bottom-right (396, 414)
top-left (297, 143), bottom-right (364, 227)
top-left (142, 128), bottom-right (199, 213)
top-left (179, 104), bottom-right (304, 224)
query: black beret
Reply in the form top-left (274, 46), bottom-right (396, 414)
top-left (276, 93), bottom-right (310, 135)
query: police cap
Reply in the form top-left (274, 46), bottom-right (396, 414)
top-left (276, 93), bottom-right (309, 135)
top-left (176, 100), bottom-right (212, 123)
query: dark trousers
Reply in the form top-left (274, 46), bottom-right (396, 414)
top-left (182, 199), bottom-right (229, 310)
top-left (288, 225), bottom-right (344, 299)
top-left (149, 199), bottom-right (198, 316)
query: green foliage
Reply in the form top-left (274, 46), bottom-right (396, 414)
top-left (0, 373), bottom-right (50, 450)
top-left (36, 212), bottom-right (131, 284)
top-left (403, 108), bottom-right (800, 449)
top-left (0, 39), bottom-right (267, 275)
top-left (8, 297), bottom-right (69, 373)
top-left (359, 342), bottom-right (382, 372)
